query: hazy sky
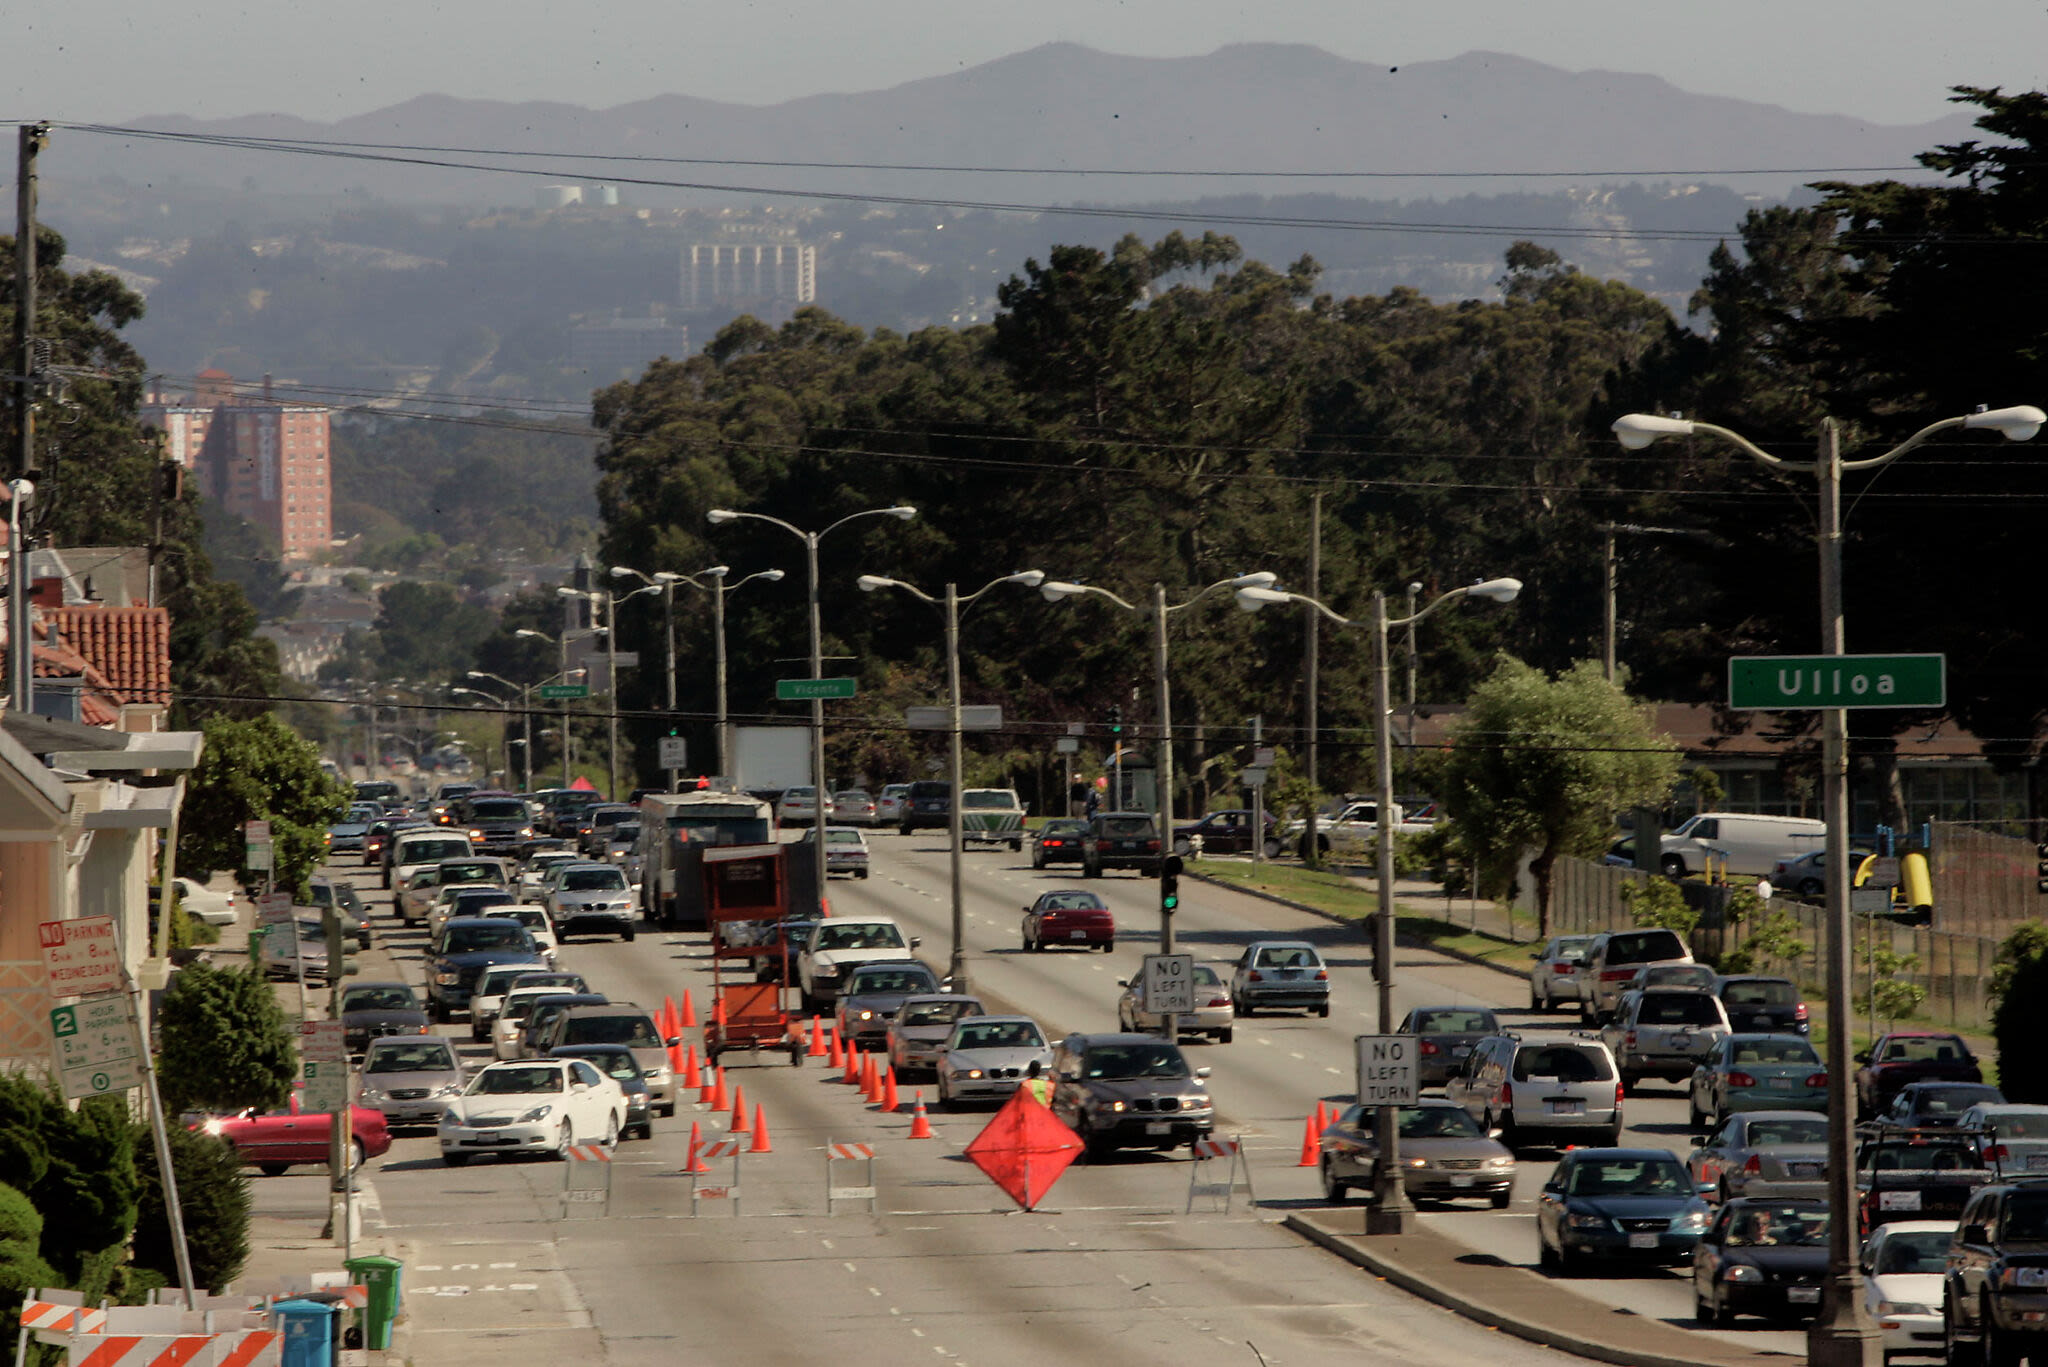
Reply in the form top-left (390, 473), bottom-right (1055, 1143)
top-left (8, 0), bottom-right (2042, 127)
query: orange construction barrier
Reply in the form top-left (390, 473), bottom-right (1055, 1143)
top-left (882, 1062), bottom-right (900, 1114)
top-left (680, 990), bottom-right (698, 1028)
top-left (729, 1081), bottom-right (748, 1131)
top-left (747, 1103), bottom-right (773, 1153)
top-left (682, 1121), bottom-right (709, 1174)
top-left (1297, 1113), bottom-right (1321, 1167)
top-left (907, 1091), bottom-right (934, 1139)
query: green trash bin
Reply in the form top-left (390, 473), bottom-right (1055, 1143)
top-left (247, 924), bottom-right (271, 967)
top-left (344, 1254), bottom-right (403, 1350)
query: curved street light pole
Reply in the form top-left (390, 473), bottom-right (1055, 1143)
top-left (857, 569), bottom-right (1046, 989)
top-left (710, 505), bottom-right (916, 905)
top-left (1613, 403), bottom-right (2042, 1366)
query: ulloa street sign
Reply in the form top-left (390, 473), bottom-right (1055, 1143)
top-left (776, 677), bottom-right (857, 701)
top-left (1728, 654), bottom-right (1945, 710)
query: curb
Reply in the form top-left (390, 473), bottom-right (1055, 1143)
top-left (1187, 868), bottom-right (1527, 983)
top-left (1280, 1215), bottom-right (1737, 1367)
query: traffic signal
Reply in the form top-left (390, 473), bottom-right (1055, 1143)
top-left (1107, 705), bottom-right (1123, 736)
top-left (1160, 854), bottom-right (1184, 914)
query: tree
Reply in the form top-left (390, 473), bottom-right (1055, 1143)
top-left (154, 962), bottom-right (298, 1116)
top-left (178, 714), bottom-right (348, 891)
top-left (1436, 658), bottom-right (1681, 937)
top-left (0, 1078), bottom-right (137, 1285)
top-left (1992, 922), bottom-right (2048, 1102)
top-left (132, 1124), bottom-right (249, 1293)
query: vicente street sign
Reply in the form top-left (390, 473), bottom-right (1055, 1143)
top-left (776, 677), bottom-right (857, 701)
top-left (1728, 654), bottom-right (1945, 710)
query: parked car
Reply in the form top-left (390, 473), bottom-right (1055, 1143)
top-left (1602, 987), bottom-right (1732, 1092)
top-left (338, 981), bottom-right (432, 1056)
top-left (1397, 1006), bottom-right (1502, 1087)
top-left (1278, 797), bottom-right (1433, 860)
top-left (958, 788), bottom-right (1026, 850)
top-left (163, 876), bottom-right (237, 927)
top-left (1048, 1032), bottom-right (1214, 1157)
top-left (1686, 1110), bottom-right (1830, 1203)
top-left (1859, 1220), bottom-right (1951, 1362)
top-left (1855, 1032), bottom-right (1984, 1118)
top-left (1317, 1099), bottom-right (1515, 1208)
top-left (542, 862), bottom-right (637, 942)
top-left (1769, 846), bottom-right (1875, 898)
top-left (1116, 964), bottom-right (1235, 1043)
top-left (1020, 890), bottom-right (1115, 953)
top-left (1445, 1033), bottom-right (1624, 1151)
top-left (1687, 1034), bottom-right (1827, 1129)
top-left (259, 917), bottom-right (332, 981)
top-left (1081, 812), bottom-right (1163, 877)
top-left (1527, 934), bottom-right (1596, 1011)
top-left (204, 1101), bottom-right (392, 1177)
top-left (938, 1016), bottom-right (1055, 1109)
top-left (1170, 809), bottom-right (1272, 858)
top-left (832, 790), bottom-right (878, 826)
top-left (306, 879), bottom-right (371, 949)
top-left (1942, 1179), bottom-right (2048, 1365)
top-left (1715, 975), bottom-right (1809, 1036)
top-left (548, 1044), bottom-right (653, 1139)
top-left (1534, 1147), bottom-right (1710, 1275)
top-left (875, 783), bottom-right (913, 827)
top-left (887, 994), bottom-right (986, 1079)
top-left (1229, 941), bottom-right (1330, 1018)
top-left (1875, 1081), bottom-right (2006, 1130)
top-left (1690, 1197), bottom-right (1831, 1324)
top-left (424, 917), bottom-right (545, 1021)
top-left (1655, 811), bottom-right (1826, 880)
top-left (1580, 927), bottom-right (1695, 1025)
top-left (835, 961), bottom-right (944, 1053)
top-left (1030, 818), bottom-right (1090, 869)
top-left (437, 1058), bottom-right (628, 1165)
top-left (795, 825), bottom-right (872, 878)
top-left (357, 1036), bottom-right (465, 1130)
top-left (532, 1003), bottom-right (677, 1116)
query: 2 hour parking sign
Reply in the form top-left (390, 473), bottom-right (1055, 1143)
top-left (48, 997), bottom-right (143, 1100)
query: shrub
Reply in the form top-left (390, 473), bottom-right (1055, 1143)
top-left (1620, 876), bottom-right (1699, 936)
top-left (155, 963), bottom-right (297, 1116)
top-left (1993, 926), bottom-right (2048, 1102)
top-left (132, 1124), bottom-right (250, 1293)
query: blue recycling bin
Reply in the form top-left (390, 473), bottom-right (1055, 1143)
top-left (271, 1297), bottom-right (337, 1367)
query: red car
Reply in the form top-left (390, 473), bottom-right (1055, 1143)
top-left (202, 1099), bottom-right (392, 1176)
top-left (1021, 890), bottom-right (1115, 953)
top-left (1854, 1031), bottom-right (1983, 1119)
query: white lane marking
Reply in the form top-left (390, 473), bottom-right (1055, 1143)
top-left (1289, 1051), bottom-right (1305, 1060)
top-left (820, 1238), bottom-right (834, 1249)
top-left (488, 1261), bottom-right (517, 1269)
top-left (843, 1261), bottom-right (858, 1273)
top-left (869, 1286), bottom-right (882, 1297)
top-left (1325, 1066), bottom-right (1342, 1075)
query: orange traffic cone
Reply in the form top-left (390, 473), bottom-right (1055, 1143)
top-left (682, 1121), bottom-right (709, 1174)
top-left (807, 1018), bottom-right (828, 1057)
top-left (864, 1054), bottom-right (883, 1104)
top-left (907, 1091), bottom-right (934, 1139)
top-left (707, 1065), bottom-right (729, 1114)
top-left (820, 894), bottom-right (831, 917)
top-left (680, 989), bottom-right (698, 1028)
top-left (682, 1044), bottom-right (702, 1092)
top-left (882, 1062), bottom-right (900, 1114)
top-left (841, 1038), bottom-right (861, 1085)
top-left (729, 1081), bottom-right (749, 1131)
top-left (1297, 1113), bottom-right (1321, 1167)
top-left (713, 996), bottom-right (728, 1029)
top-left (1313, 1101), bottom-right (1331, 1138)
top-left (747, 1103), bottom-right (773, 1153)
top-left (663, 994), bottom-right (678, 1030)
top-left (830, 1027), bottom-right (848, 1071)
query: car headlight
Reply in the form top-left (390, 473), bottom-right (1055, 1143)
top-left (1182, 1097), bottom-right (1212, 1111)
top-left (203, 1118), bottom-right (225, 1136)
top-left (439, 1110), bottom-right (460, 1127)
top-left (1486, 1155), bottom-right (1515, 1168)
top-left (856, 1010), bottom-right (874, 1021)
top-left (358, 1087), bottom-right (387, 1103)
top-left (1563, 1212), bottom-right (1611, 1231)
top-left (1878, 1299), bottom-right (1934, 1316)
top-left (516, 1104), bottom-right (553, 1123)
top-left (954, 1068), bottom-right (982, 1080)
top-left (1672, 1210), bottom-right (1711, 1234)
top-left (435, 971), bottom-right (461, 985)
top-left (434, 1083), bottom-right (464, 1097)
top-left (1722, 1264), bottom-right (1764, 1283)
top-left (1405, 1157), bottom-right (1429, 1169)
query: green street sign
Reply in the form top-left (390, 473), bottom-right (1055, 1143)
top-left (1728, 654), bottom-right (1945, 710)
top-left (539, 683), bottom-right (591, 700)
top-left (777, 677), bottom-right (857, 701)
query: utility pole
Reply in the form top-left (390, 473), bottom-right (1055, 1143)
top-left (1301, 492), bottom-right (1321, 865)
top-left (9, 125), bottom-right (48, 716)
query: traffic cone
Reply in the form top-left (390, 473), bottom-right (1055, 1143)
top-left (1313, 1101), bottom-right (1331, 1138)
top-left (841, 1038), bottom-right (861, 1084)
top-left (681, 1043), bottom-right (702, 1092)
top-left (729, 1081), bottom-right (748, 1131)
top-left (682, 1121), bottom-right (709, 1174)
top-left (907, 1091), bottom-right (934, 1139)
top-left (713, 996), bottom-right (727, 1029)
top-left (659, 997), bottom-right (676, 1038)
top-left (820, 895), bottom-right (831, 917)
top-left (864, 1054), bottom-right (883, 1104)
top-left (807, 1018), bottom-right (828, 1057)
top-left (830, 1026), bottom-right (848, 1071)
top-left (1297, 1113), bottom-right (1321, 1167)
top-left (680, 990), bottom-right (698, 1028)
top-left (882, 1062), bottom-right (900, 1114)
top-left (747, 1103), bottom-right (773, 1153)
top-left (707, 1066), bottom-right (729, 1114)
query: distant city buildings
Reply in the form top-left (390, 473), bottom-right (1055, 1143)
top-left (682, 241), bottom-right (816, 309)
top-left (567, 312), bottom-right (691, 380)
top-left (141, 370), bottom-right (333, 561)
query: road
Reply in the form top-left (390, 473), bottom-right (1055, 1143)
top-left (266, 834), bottom-right (1808, 1365)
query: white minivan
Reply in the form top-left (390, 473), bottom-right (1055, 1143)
top-left (1655, 812), bottom-right (1824, 880)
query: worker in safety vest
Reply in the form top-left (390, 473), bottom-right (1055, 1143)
top-left (1022, 1059), bottom-right (1053, 1107)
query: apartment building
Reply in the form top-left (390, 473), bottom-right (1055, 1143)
top-left (143, 373), bottom-right (333, 561)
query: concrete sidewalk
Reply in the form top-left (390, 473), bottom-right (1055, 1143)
top-left (1285, 1210), bottom-right (1794, 1367)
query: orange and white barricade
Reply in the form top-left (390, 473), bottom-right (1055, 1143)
top-left (691, 1136), bottom-right (745, 1217)
top-left (824, 1140), bottom-right (878, 1215)
top-left (1186, 1135), bottom-right (1256, 1214)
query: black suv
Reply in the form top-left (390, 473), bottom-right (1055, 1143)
top-left (425, 917), bottom-right (545, 1021)
top-left (899, 780), bottom-right (952, 835)
top-left (1050, 1032), bottom-right (1214, 1158)
top-left (1945, 1180), bottom-right (2048, 1365)
top-left (1082, 812), bottom-right (1163, 877)
top-left (455, 794), bottom-right (536, 855)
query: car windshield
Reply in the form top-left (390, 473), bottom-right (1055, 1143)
top-left (952, 1022), bottom-right (1046, 1051)
top-left (1040, 821), bottom-right (1086, 835)
top-left (848, 968), bottom-right (938, 996)
top-left (455, 891), bottom-right (515, 910)
top-left (1606, 931), bottom-right (1686, 965)
top-left (814, 923), bottom-right (905, 951)
top-left (1878, 1229), bottom-right (1954, 1271)
top-left (532, 854), bottom-right (577, 870)
top-left (403, 840), bottom-right (471, 862)
top-left (1255, 946), bottom-right (1319, 969)
top-left (1746, 1118), bottom-right (1829, 1146)
top-left (900, 1000), bottom-right (978, 1027)
top-left (1100, 817), bottom-right (1153, 836)
top-left (1639, 994), bottom-right (1721, 1025)
top-left (1725, 1206), bottom-right (1830, 1247)
top-left (560, 1050), bottom-right (641, 1083)
top-left (440, 862), bottom-right (503, 884)
top-left (468, 800), bottom-right (527, 819)
top-left (487, 908), bottom-right (550, 932)
top-left (1413, 1010), bottom-right (1495, 1034)
top-left (1513, 1045), bottom-right (1613, 1083)
top-left (365, 1042), bottom-right (454, 1074)
top-left (342, 987), bottom-right (418, 1013)
top-left (1730, 1039), bottom-right (1820, 1066)
top-left (1724, 979), bottom-right (1800, 1007)
top-left (2005, 1196), bottom-right (2048, 1241)
top-left (293, 921), bottom-right (326, 942)
top-left (611, 825), bottom-right (640, 843)
top-left (470, 1066), bottom-right (564, 1095)
top-left (1039, 893), bottom-right (1106, 911)
top-left (510, 973), bottom-right (585, 995)
top-left (1882, 1036), bottom-right (1970, 1063)
top-left (963, 792), bottom-right (1018, 809)
top-left (1079, 1043), bottom-right (1187, 1079)
top-left (825, 831), bottom-right (863, 846)
top-left (1862, 1145), bottom-right (1982, 1172)
top-left (561, 1015), bottom-right (661, 1048)
top-left (562, 868), bottom-right (627, 891)
top-left (1984, 1112), bottom-right (2048, 1138)
top-left (442, 924), bottom-right (533, 953)
top-left (1394, 1107), bottom-right (1486, 1139)
top-left (1646, 966), bottom-right (1718, 988)
top-left (1912, 1086), bottom-right (2001, 1115)
top-left (1567, 1157), bottom-right (1689, 1196)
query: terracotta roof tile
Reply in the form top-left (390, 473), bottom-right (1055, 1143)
top-left (43, 606), bottom-right (172, 705)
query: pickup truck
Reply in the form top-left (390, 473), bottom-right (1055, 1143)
top-left (1855, 1031), bottom-right (1984, 1119)
top-left (1277, 799), bottom-right (1436, 861)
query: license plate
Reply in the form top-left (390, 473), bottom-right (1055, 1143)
top-left (1452, 1046), bottom-right (1471, 1058)
top-left (1070, 931), bottom-right (1088, 940)
top-left (1146, 1121), bottom-right (1172, 1135)
top-left (1787, 1286), bottom-right (1820, 1304)
top-left (1769, 1077), bottom-right (1795, 1089)
top-left (1628, 1232), bottom-right (1659, 1249)
top-left (1878, 1190), bottom-right (1922, 1211)
top-left (1450, 1175), bottom-right (1475, 1188)
top-left (2029, 1155), bottom-right (2048, 1172)
top-left (1547, 1099), bottom-right (1584, 1115)
top-left (1790, 1163), bottom-right (1822, 1178)
top-left (1669, 1035), bottom-right (1694, 1049)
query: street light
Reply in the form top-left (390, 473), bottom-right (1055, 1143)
top-left (857, 569), bottom-right (1046, 989)
top-left (1612, 402), bottom-right (2042, 1367)
top-left (515, 628), bottom-right (586, 789)
top-left (561, 583), bottom-right (659, 799)
top-left (707, 504), bottom-right (917, 904)
top-left (616, 562), bottom-right (787, 784)
top-left (1239, 575), bottom-right (1520, 1235)
top-left (1038, 571), bottom-right (1277, 1037)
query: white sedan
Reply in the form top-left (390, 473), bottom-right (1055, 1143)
top-left (438, 1059), bottom-right (626, 1165)
top-left (170, 877), bottom-right (236, 926)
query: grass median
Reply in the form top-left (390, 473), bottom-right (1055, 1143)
top-left (1191, 860), bottom-right (1534, 972)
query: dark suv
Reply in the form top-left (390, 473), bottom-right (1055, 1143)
top-left (1945, 1180), bottom-right (2048, 1365)
top-left (1082, 812), bottom-right (1163, 877)
top-left (425, 917), bottom-right (545, 1021)
top-left (456, 794), bottom-right (536, 855)
top-left (899, 781), bottom-right (952, 835)
top-left (1050, 1032), bottom-right (1214, 1158)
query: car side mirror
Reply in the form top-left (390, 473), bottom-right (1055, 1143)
top-left (1194, 1067), bottom-right (1211, 1080)
top-left (1529, 952), bottom-right (1541, 960)
top-left (1488, 1128), bottom-right (1505, 1140)
top-left (1964, 1224), bottom-right (1990, 1246)
top-left (572, 1081), bottom-right (589, 1092)
top-left (666, 1037), bottom-right (681, 1049)
top-left (1698, 1182), bottom-right (1717, 1197)
top-left (1855, 1051), bottom-right (1871, 1064)
top-left (1116, 979), bottom-right (1129, 988)
top-left (909, 937), bottom-right (922, 949)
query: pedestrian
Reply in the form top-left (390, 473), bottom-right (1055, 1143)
top-left (1085, 789), bottom-right (1101, 820)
